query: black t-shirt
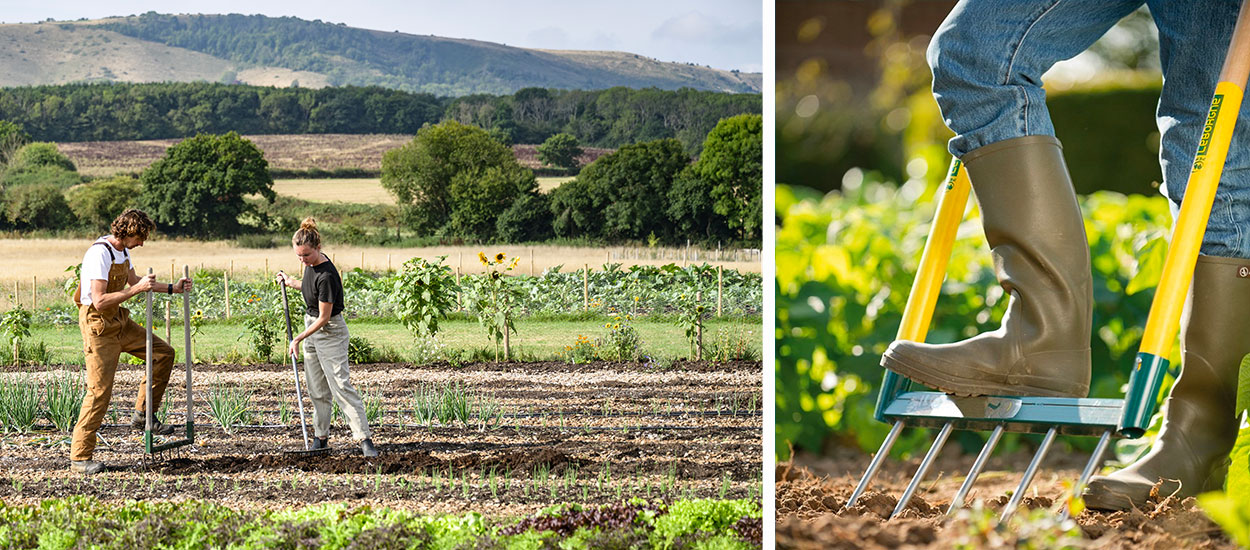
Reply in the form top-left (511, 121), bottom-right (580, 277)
top-left (302, 257), bottom-right (345, 317)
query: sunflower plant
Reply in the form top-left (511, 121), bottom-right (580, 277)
top-left (392, 256), bottom-right (456, 337)
top-left (467, 251), bottom-right (521, 361)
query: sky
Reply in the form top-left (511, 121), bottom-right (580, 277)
top-left (0, 0), bottom-right (764, 73)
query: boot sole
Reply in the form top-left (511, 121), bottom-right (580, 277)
top-left (882, 349), bottom-right (1080, 398)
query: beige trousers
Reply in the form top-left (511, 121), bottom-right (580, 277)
top-left (71, 305), bottom-right (175, 461)
top-left (303, 314), bottom-right (370, 441)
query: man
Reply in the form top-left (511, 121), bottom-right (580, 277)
top-left (70, 209), bottom-right (192, 474)
top-left (880, 1), bottom-right (1250, 509)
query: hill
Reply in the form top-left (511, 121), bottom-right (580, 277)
top-left (0, 14), bottom-right (760, 95)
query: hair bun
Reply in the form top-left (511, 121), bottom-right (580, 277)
top-left (300, 217), bottom-right (317, 232)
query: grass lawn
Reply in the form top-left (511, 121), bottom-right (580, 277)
top-left (27, 316), bottom-right (761, 365)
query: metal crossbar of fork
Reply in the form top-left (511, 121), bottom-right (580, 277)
top-left (846, 14), bottom-right (1250, 519)
top-left (144, 266), bottom-right (196, 455)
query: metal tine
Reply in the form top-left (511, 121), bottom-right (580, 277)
top-left (890, 422), bottom-right (954, 519)
top-left (999, 426), bottom-right (1058, 523)
top-left (1059, 430), bottom-right (1112, 522)
top-left (844, 420), bottom-right (904, 509)
top-left (946, 424), bottom-right (1005, 516)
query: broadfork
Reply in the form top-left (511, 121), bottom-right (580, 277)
top-left (845, 3), bottom-right (1250, 523)
top-left (278, 273), bottom-right (330, 456)
top-left (142, 266), bottom-right (195, 461)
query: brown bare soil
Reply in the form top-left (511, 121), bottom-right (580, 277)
top-left (777, 449), bottom-right (1237, 549)
top-left (57, 135), bottom-right (614, 177)
top-left (1, 360), bottom-right (762, 517)
top-left (57, 134), bottom-right (412, 177)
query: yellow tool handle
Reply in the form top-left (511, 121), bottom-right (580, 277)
top-left (1139, 0), bottom-right (1250, 356)
top-left (896, 158), bottom-right (971, 342)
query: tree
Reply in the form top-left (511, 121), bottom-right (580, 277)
top-left (447, 163), bottom-right (536, 241)
top-left (65, 176), bottom-right (141, 232)
top-left (138, 132), bottom-right (274, 238)
top-left (692, 114), bottom-right (761, 242)
top-left (9, 142), bottom-right (76, 173)
top-left (0, 120), bottom-right (30, 164)
top-left (577, 138), bottom-right (690, 242)
top-left (381, 120), bottom-right (529, 236)
top-left (548, 178), bottom-right (600, 240)
top-left (667, 166), bottom-right (731, 243)
top-left (496, 192), bottom-right (553, 242)
top-left (5, 183), bottom-right (75, 229)
top-left (537, 133), bottom-right (583, 171)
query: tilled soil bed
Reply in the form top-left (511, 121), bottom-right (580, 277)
top-left (1, 360), bottom-right (763, 518)
top-left (777, 448), bottom-right (1237, 549)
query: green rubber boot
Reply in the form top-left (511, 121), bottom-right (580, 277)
top-left (1085, 255), bottom-right (1249, 510)
top-left (881, 135), bottom-right (1092, 397)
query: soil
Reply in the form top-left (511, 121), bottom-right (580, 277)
top-left (0, 360), bottom-right (763, 518)
top-left (777, 448), bottom-right (1237, 549)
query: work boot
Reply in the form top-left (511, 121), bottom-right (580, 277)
top-left (131, 410), bottom-right (175, 435)
top-left (312, 436), bottom-right (329, 450)
top-left (360, 438), bottom-right (379, 457)
top-left (70, 460), bottom-right (105, 475)
top-left (881, 135), bottom-right (1092, 397)
top-left (1085, 255), bottom-right (1249, 510)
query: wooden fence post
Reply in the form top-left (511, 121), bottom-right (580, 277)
top-left (504, 316), bottom-right (510, 362)
top-left (583, 264), bottom-right (589, 311)
top-left (165, 302), bottom-right (171, 342)
top-left (696, 291), bottom-right (703, 361)
top-left (224, 273), bottom-right (231, 319)
top-left (717, 266), bottom-right (723, 317)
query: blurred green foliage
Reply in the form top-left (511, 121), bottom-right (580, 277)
top-left (775, 177), bottom-right (1179, 460)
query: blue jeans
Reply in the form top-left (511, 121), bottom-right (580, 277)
top-left (930, 0), bottom-right (1250, 258)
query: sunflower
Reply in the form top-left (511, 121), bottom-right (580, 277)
top-left (495, 252), bottom-right (506, 263)
top-left (478, 252), bottom-right (488, 265)
top-left (509, 257), bottom-right (520, 269)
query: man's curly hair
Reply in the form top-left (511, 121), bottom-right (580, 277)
top-left (110, 209), bottom-right (156, 240)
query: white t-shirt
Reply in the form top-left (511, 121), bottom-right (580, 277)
top-left (80, 236), bottom-right (130, 307)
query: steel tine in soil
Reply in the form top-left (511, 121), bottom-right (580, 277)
top-left (280, 278), bottom-right (311, 451)
top-left (145, 268), bottom-right (154, 442)
top-left (1059, 430), bottom-right (1112, 522)
top-left (947, 424), bottom-right (1005, 516)
top-left (845, 420), bottom-right (904, 509)
top-left (183, 266), bottom-right (193, 435)
top-left (999, 426), bottom-right (1057, 523)
top-left (890, 422), bottom-right (954, 519)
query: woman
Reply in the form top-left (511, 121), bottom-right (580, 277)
top-left (276, 218), bottom-right (378, 457)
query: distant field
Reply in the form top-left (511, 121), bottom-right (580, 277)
top-left (537, 176), bottom-right (574, 192)
top-left (271, 178), bottom-right (394, 204)
top-left (59, 134), bottom-right (411, 177)
top-left (271, 177), bottom-right (573, 203)
top-left (58, 134), bottom-right (612, 178)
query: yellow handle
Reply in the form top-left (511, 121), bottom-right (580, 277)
top-left (897, 158), bottom-right (971, 342)
top-left (1139, 81), bottom-right (1245, 356)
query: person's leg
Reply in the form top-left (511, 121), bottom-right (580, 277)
top-left (70, 308), bottom-right (121, 467)
top-left (1085, 0), bottom-right (1248, 510)
top-left (1148, 0), bottom-right (1250, 257)
top-left (117, 313), bottom-right (175, 416)
top-left (882, 0), bottom-right (1143, 397)
top-left (302, 315), bottom-right (334, 439)
top-left (1086, 255), bottom-right (1250, 509)
top-left (930, 0), bottom-right (1145, 155)
top-left (310, 316), bottom-right (371, 442)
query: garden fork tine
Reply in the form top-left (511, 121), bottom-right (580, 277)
top-left (999, 427), bottom-right (1057, 522)
top-left (844, 420), bottom-right (903, 509)
top-left (889, 422), bottom-right (953, 518)
top-left (946, 424), bottom-right (1004, 516)
top-left (1060, 430), bottom-right (1112, 522)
